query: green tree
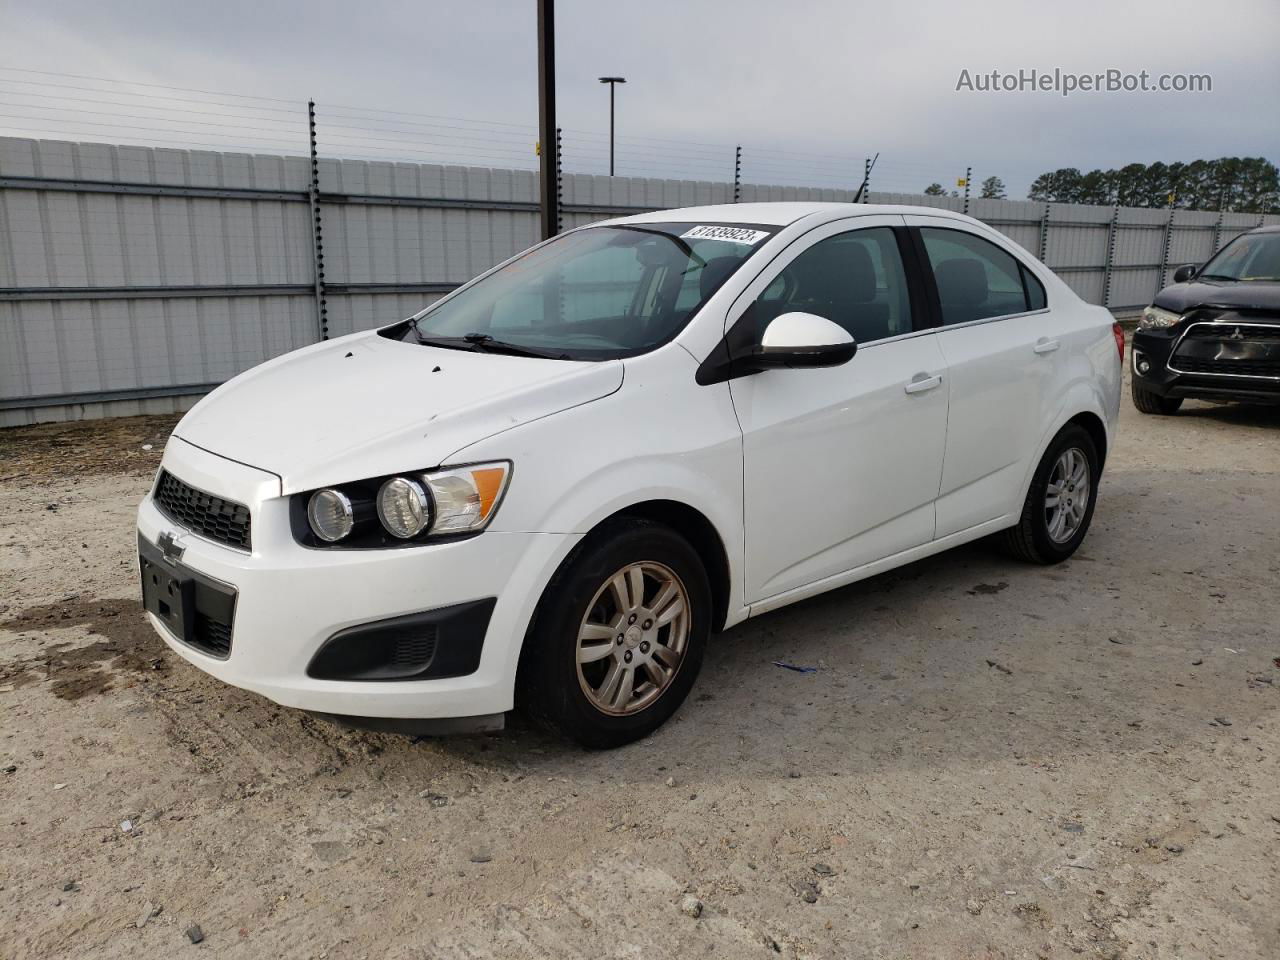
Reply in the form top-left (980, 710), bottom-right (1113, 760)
top-left (979, 176), bottom-right (1007, 199)
top-left (923, 183), bottom-right (947, 196)
top-left (1026, 156), bottom-right (1278, 211)
top-left (1028, 168), bottom-right (1084, 203)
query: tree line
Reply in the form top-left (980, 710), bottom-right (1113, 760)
top-left (923, 157), bottom-right (1278, 212)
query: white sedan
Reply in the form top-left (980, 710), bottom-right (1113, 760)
top-left (137, 202), bottom-right (1122, 748)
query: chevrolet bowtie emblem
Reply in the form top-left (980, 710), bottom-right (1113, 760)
top-left (157, 531), bottom-right (185, 563)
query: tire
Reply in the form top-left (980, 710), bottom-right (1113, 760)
top-left (518, 519), bottom-right (711, 749)
top-left (1000, 424), bottom-right (1100, 565)
top-left (1131, 379), bottom-right (1182, 415)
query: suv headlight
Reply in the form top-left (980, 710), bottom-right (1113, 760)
top-left (300, 461), bottom-right (511, 547)
top-left (1139, 305), bottom-right (1181, 330)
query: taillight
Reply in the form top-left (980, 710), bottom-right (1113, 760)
top-left (1112, 322), bottom-right (1125, 362)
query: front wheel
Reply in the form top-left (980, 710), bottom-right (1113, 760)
top-left (1000, 424), bottom-right (1100, 564)
top-left (519, 520), bottom-right (711, 748)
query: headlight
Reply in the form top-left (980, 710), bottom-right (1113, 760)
top-left (301, 461), bottom-right (511, 547)
top-left (1139, 305), bottom-right (1181, 330)
top-left (423, 463), bottom-right (511, 534)
top-left (307, 488), bottom-right (355, 542)
top-left (377, 477), bottom-right (432, 539)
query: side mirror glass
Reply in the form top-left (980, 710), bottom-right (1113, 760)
top-left (1172, 264), bottom-right (1198, 284)
top-left (753, 312), bottom-right (857, 369)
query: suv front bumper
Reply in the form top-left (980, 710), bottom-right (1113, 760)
top-left (1132, 320), bottom-right (1280, 404)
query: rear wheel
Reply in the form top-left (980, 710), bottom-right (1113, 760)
top-left (519, 520), bottom-right (710, 748)
top-left (1001, 424), bottom-right (1100, 564)
top-left (1132, 379), bottom-right (1182, 415)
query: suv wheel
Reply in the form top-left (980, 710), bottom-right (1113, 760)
top-left (1001, 424), bottom-right (1100, 564)
top-left (1131, 379), bottom-right (1183, 415)
top-left (520, 519), bottom-right (710, 748)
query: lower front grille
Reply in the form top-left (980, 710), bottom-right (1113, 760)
top-left (1172, 358), bottom-right (1280, 378)
top-left (191, 611), bottom-right (234, 658)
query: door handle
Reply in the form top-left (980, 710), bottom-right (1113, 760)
top-left (904, 372), bottom-right (943, 395)
top-left (1034, 337), bottom-right (1061, 355)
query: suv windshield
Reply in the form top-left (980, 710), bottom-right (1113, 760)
top-left (1198, 231), bottom-right (1280, 282)
top-left (399, 222), bottom-right (776, 360)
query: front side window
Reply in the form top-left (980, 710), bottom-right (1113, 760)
top-left (740, 227), bottom-right (913, 345)
top-left (920, 227), bottom-right (1044, 325)
top-left (401, 222), bottom-right (775, 360)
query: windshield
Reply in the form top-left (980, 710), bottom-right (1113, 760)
top-left (399, 222), bottom-right (776, 360)
top-left (1198, 231), bottom-right (1280, 282)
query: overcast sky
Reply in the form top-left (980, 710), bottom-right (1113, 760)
top-left (1, 0), bottom-right (1277, 197)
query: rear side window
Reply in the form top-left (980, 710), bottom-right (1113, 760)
top-left (1021, 264), bottom-right (1047, 310)
top-left (920, 227), bottom-right (1043, 325)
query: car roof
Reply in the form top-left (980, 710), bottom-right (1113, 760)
top-left (605, 201), bottom-right (988, 229)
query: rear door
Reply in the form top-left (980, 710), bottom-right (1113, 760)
top-left (904, 216), bottom-right (1063, 538)
top-left (729, 215), bottom-right (950, 603)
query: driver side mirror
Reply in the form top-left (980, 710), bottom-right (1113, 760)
top-left (1172, 264), bottom-right (1198, 284)
top-left (752, 312), bottom-right (857, 368)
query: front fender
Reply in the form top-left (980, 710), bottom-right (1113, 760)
top-left (446, 346), bottom-right (748, 622)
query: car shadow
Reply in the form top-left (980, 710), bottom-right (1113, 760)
top-left (1177, 400), bottom-right (1280, 427)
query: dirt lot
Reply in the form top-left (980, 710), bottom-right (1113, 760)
top-left (2, 377), bottom-right (1278, 960)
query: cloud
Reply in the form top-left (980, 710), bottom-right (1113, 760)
top-left (1, 0), bottom-right (1276, 198)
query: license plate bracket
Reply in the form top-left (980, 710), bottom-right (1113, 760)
top-left (140, 547), bottom-right (196, 644)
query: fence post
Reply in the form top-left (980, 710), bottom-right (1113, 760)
top-left (554, 127), bottom-right (563, 235)
top-left (962, 166), bottom-right (971, 215)
top-left (733, 145), bottom-right (742, 203)
top-left (306, 100), bottom-right (329, 341)
top-left (1102, 201), bottom-right (1120, 308)
top-left (1038, 202), bottom-right (1051, 262)
top-left (1157, 206), bottom-right (1175, 296)
top-left (862, 157), bottom-right (871, 202)
top-left (1212, 194), bottom-right (1226, 253)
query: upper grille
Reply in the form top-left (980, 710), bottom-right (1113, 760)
top-left (1181, 323), bottom-right (1280, 341)
top-left (153, 470), bottom-right (252, 550)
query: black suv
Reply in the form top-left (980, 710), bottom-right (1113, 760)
top-left (1131, 225), bottom-right (1280, 414)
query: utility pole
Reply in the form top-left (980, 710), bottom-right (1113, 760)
top-left (537, 0), bottom-right (557, 240)
top-left (598, 76), bottom-right (626, 176)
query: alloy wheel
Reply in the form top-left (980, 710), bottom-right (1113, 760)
top-left (1044, 446), bottom-right (1090, 544)
top-left (576, 561), bottom-right (690, 716)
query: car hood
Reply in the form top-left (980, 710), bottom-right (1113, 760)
top-left (1155, 279), bottom-right (1280, 314)
top-left (174, 332), bottom-right (624, 494)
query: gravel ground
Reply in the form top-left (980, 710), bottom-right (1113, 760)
top-left (1, 370), bottom-right (1278, 959)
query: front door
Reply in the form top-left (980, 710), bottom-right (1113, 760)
top-left (729, 217), bottom-right (950, 604)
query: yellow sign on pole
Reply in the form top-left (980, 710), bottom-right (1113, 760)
top-left (956, 177), bottom-right (967, 188)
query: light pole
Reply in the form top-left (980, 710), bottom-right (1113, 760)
top-left (598, 76), bottom-right (626, 176)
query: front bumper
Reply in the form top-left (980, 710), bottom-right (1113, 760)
top-left (137, 438), bottom-right (578, 719)
top-left (1132, 319), bottom-right (1280, 404)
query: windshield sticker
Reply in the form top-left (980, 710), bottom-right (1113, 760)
top-left (680, 225), bottom-right (771, 245)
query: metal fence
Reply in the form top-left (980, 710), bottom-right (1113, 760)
top-left (2, 134), bottom-right (1277, 427)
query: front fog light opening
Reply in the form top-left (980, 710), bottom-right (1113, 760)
top-left (1134, 350), bottom-right (1151, 377)
top-left (307, 488), bottom-right (355, 542)
top-left (377, 477), bottom-right (432, 539)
